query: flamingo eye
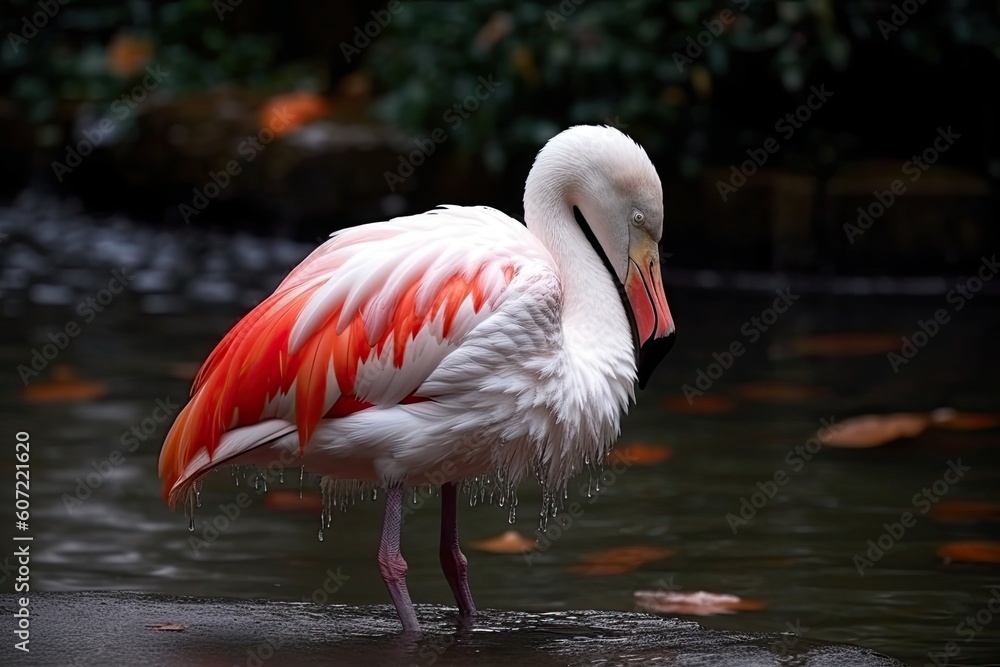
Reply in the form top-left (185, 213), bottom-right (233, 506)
top-left (631, 210), bottom-right (645, 226)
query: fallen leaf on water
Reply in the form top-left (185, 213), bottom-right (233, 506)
top-left (781, 333), bottom-right (901, 358)
top-left (610, 443), bottom-right (673, 466)
top-left (634, 590), bottom-right (766, 616)
top-left (662, 395), bottom-right (734, 414)
top-left (263, 490), bottom-right (323, 512)
top-left (571, 546), bottom-right (673, 576)
top-left (929, 409), bottom-right (1000, 431)
top-left (165, 361), bottom-right (202, 381)
top-left (146, 623), bottom-right (188, 632)
top-left (929, 501), bottom-right (1000, 524)
top-left (937, 541), bottom-right (1000, 565)
top-left (23, 365), bottom-right (108, 403)
top-left (731, 381), bottom-right (831, 403)
top-left (468, 530), bottom-right (535, 554)
top-left (820, 412), bottom-right (931, 448)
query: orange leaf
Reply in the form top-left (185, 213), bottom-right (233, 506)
top-left (263, 490), bottom-right (323, 512)
top-left (930, 409), bottom-right (1000, 431)
top-left (820, 413), bottom-right (930, 448)
top-left (634, 590), bottom-right (766, 616)
top-left (610, 443), bottom-right (673, 466)
top-left (662, 395), bottom-right (734, 414)
top-left (259, 92), bottom-right (329, 137)
top-left (784, 333), bottom-right (902, 357)
top-left (468, 530), bottom-right (536, 554)
top-left (731, 381), bottom-right (831, 402)
top-left (23, 366), bottom-right (108, 403)
top-left (571, 546), bottom-right (673, 576)
top-left (106, 32), bottom-right (154, 77)
top-left (165, 362), bottom-right (202, 381)
top-left (146, 623), bottom-right (188, 631)
top-left (929, 501), bottom-right (1000, 524)
top-left (937, 541), bottom-right (1000, 565)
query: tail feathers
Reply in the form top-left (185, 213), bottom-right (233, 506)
top-left (162, 417), bottom-right (297, 508)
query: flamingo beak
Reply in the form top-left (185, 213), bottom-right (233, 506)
top-left (625, 240), bottom-right (675, 389)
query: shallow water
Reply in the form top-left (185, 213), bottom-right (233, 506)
top-left (2, 286), bottom-right (999, 666)
top-left (4, 592), bottom-right (905, 666)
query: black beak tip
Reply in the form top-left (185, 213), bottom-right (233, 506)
top-left (637, 331), bottom-right (676, 390)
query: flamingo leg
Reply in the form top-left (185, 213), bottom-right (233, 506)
top-left (440, 482), bottom-right (476, 616)
top-left (378, 485), bottom-right (420, 632)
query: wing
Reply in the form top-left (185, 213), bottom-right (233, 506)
top-left (158, 206), bottom-right (557, 503)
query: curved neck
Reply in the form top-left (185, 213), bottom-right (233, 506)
top-left (522, 180), bottom-right (637, 488)
top-left (524, 185), bottom-right (633, 371)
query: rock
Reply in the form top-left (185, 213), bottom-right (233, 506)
top-left (0, 592), bottom-right (905, 666)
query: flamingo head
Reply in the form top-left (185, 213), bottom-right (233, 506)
top-left (531, 125), bottom-right (675, 389)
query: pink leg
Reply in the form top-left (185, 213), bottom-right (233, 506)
top-left (378, 485), bottom-right (420, 633)
top-left (440, 482), bottom-right (476, 616)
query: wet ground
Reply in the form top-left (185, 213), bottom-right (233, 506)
top-left (0, 593), bottom-right (905, 666)
top-left (1, 195), bottom-right (999, 665)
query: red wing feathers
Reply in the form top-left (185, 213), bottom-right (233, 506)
top-left (159, 225), bottom-right (515, 501)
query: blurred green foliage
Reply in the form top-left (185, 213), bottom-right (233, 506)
top-left (1, 0), bottom-right (321, 147)
top-left (2, 0), bottom-right (998, 177)
top-left (364, 0), bottom-right (999, 177)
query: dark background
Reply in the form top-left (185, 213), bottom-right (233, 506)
top-left (1, 0), bottom-right (997, 274)
top-left (2, 4), bottom-right (1000, 665)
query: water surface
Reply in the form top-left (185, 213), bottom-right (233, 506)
top-left (2, 286), bottom-right (998, 666)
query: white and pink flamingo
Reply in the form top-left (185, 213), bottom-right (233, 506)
top-left (159, 125), bottom-right (675, 632)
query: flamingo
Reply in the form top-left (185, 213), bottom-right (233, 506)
top-left (158, 125), bottom-right (675, 632)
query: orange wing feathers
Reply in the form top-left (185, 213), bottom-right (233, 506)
top-left (159, 223), bottom-right (517, 501)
